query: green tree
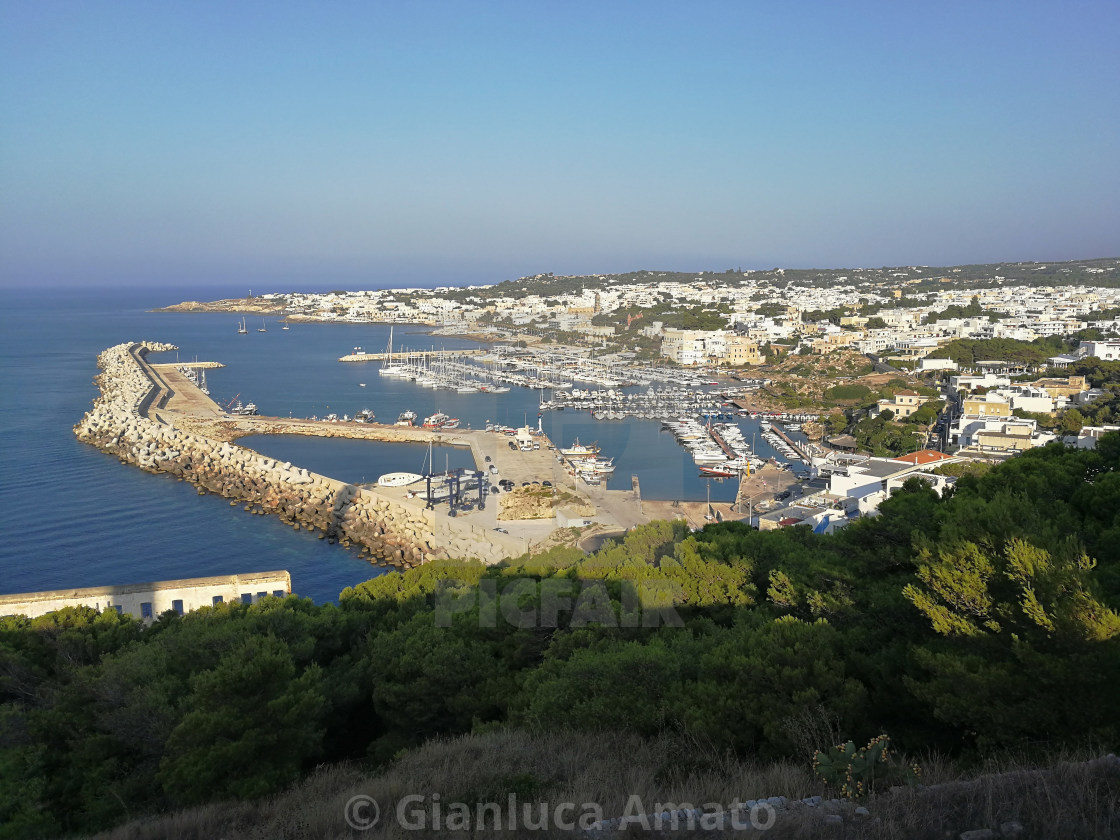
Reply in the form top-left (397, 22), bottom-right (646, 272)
top-left (519, 638), bottom-right (683, 735)
top-left (158, 635), bottom-right (326, 804)
top-left (903, 538), bottom-right (1120, 747)
top-left (678, 617), bottom-right (868, 755)
top-left (1061, 407), bottom-right (1086, 434)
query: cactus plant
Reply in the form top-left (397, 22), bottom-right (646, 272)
top-left (813, 734), bottom-right (916, 799)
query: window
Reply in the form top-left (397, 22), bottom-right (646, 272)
top-left (112, 605), bottom-right (123, 615)
top-left (140, 602), bottom-right (153, 619)
top-left (257, 592), bottom-right (268, 600)
top-left (172, 599), bottom-right (184, 615)
top-left (241, 593), bottom-right (253, 605)
top-left (212, 595), bottom-right (223, 605)
top-left (273, 590), bottom-right (285, 598)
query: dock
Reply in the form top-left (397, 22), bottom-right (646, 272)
top-left (770, 422), bottom-right (812, 461)
top-left (339, 348), bottom-right (488, 362)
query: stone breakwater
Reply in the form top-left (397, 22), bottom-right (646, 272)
top-left (74, 342), bottom-right (520, 568)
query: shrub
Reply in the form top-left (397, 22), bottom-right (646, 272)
top-left (824, 383), bottom-right (872, 401)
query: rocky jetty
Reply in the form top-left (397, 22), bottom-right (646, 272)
top-left (74, 342), bottom-right (518, 568)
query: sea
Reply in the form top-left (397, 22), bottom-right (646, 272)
top-left (0, 285), bottom-right (802, 603)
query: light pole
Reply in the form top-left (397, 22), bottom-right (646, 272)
top-left (745, 493), bottom-right (763, 528)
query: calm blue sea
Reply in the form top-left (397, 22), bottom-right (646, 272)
top-left (0, 285), bottom-right (799, 603)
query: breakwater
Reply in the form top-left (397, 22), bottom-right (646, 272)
top-left (74, 342), bottom-right (522, 568)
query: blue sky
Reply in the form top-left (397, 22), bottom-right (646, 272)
top-left (2, 1), bottom-right (1118, 288)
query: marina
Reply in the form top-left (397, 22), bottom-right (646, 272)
top-left (4, 293), bottom-right (824, 604)
top-left (134, 344), bottom-right (819, 548)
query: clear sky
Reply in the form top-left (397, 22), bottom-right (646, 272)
top-left (2, 1), bottom-right (1118, 289)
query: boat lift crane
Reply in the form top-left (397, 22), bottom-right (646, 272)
top-left (424, 467), bottom-right (486, 514)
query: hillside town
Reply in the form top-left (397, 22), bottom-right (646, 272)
top-left (162, 259), bottom-right (1120, 536)
top-left (171, 259), bottom-right (1120, 365)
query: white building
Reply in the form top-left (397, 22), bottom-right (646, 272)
top-left (0, 571), bottom-right (293, 621)
top-left (1081, 340), bottom-right (1120, 361)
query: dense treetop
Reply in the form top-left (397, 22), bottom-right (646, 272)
top-left (2, 435), bottom-right (1119, 837)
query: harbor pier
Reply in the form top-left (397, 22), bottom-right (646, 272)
top-left (75, 342), bottom-right (528, 568)
top-left (75, 341), bottom-right (803, 571)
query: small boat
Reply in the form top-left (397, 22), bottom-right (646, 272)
top-left (355, 409), bottom-right (375, 422)
top-left (560, 438), bottom-right (601, 458)
top-left (699, 465), bottom-right (737, 478)
top-left (281, 321), bottom-right (290, 330)
top-left (258, 320), bottom-right (267, 333)
top-left (423, 411), bottom-right (450, 428)
top-left (228, 400), bottom-right (258, 416)
top-left (377, 472), bottom-right (424, 487)
top-left (396, 410), bottom-right (417, 426)
top-left (359, 383), bottom-right (366, 387)
top-left (237, 317), bottom-right (248, 334)
top-left (441, 418), bottom-right (461, 429)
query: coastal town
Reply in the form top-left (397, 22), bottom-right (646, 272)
top-left (165, 261), bottom-right (1120, 358)
top-left (145, 258), bottom-right (1120, 541)
top-left (11, 259), bottom-right (1120, 611)
top-left (7, 3), bottom-right (1120, 834)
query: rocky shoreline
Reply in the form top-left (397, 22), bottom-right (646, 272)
top-left (74, 342), bottom-right (520, 570)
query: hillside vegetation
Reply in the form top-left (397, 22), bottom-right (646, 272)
top-left (2, 436), bottom-right (1119, 837)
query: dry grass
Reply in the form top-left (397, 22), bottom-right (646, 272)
top-left (85, 731), bottom-right (1119, 839)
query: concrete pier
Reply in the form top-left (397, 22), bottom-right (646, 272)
top-left (339, 348), bottom-right (488, 362)
top-left (74, 342), bottom-right (528, 568)
top-left (769, 422), bottom-right (812, 461)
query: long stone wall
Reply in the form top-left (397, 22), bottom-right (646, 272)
top-left (74, 342), bottom-right (522, 569)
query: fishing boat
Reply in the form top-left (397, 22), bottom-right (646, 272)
top-left (396, 410), bottom-right (417, 426)
top-left (355, 409), bottom-right (375, 423)
top-left (423, 411), bottom-right (450, 428)
top-left (441, 418), bottom-right (461, 429)
top-left (560, 439), bottom-right (600, 458)
top-left (228, 400), bottom-right (258, 416)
